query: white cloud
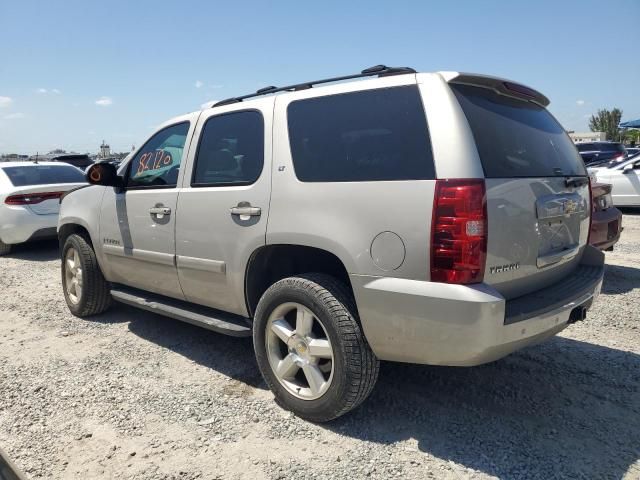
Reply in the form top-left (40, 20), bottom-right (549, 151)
top-left (4, 112), bottom-right (25, 119)
top-left (95, 96), bottom-right (113, 106)
top-left (194, 80), bottom-right (204, 88)
top-left (576, 100), bottom-right (585, 106)
top-left (0, 96), bottom-right (12, 108)
top-left (37, 88), bottom-right (48, 94)
top-left (52, 89), bottom-right (61, 94)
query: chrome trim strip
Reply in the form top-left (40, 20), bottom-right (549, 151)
top-left (103, 244), bottom-right (175, 266)
top-left (176, 255), bottom-right (226, 274)
top-left (536, 245), bottom-right (579, 268)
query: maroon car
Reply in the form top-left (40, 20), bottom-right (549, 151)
top-left (590, 182), bottom-right (622, 251)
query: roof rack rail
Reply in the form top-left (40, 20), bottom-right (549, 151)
top-left (213, 64), bottom-right (416, 107)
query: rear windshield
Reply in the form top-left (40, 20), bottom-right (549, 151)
top-left (598, 143), bottom-right (625, 152)
top-left (1, 164), bottom-right (85, 186)
top-left (452, 84), bottom-right (586, 177)
top-left (287, 86), bottom-right (435, 182)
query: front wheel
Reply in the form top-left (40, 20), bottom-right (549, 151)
top-left (62, 234), bottom-right (112, 317)
top-left (253, 273), bottom-right (379, 422)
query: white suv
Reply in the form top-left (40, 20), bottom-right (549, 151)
top-left (58, 65), bottom-right (604, 421)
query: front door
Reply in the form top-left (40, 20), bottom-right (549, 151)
top-left (99, 117), bottom-right (198, 299)
top-left (175, 100), bottom-right (273, 315)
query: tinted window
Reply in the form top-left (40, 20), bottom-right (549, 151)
top-left (577, 143), bottom-right (595, 152)
top-left (2, 165), bottom-right (85, 186)
top-left (287, 86), bottom-right (435, 182)
top-left (192, 111), bottom-right (264, 186)
top-left (452, 84), bottom-right (586, 177)
top-left (598, 143), bottom-right (625, 152)
top-left (127, 122), bottom-right (190, 188)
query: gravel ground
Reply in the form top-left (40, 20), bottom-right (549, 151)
top-left (1, 213), bottom-right (639, 480)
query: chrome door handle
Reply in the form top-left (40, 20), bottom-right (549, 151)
top-left (149, 206), bottom-right (171, 216)
top-left (230, 206), bottom-right (261, 217)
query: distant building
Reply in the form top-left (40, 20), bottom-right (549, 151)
top-left (0, 154), bottom-right (29, 162)
top-left (100, 140), bottom-right (111, 159)
top-left (568, 131), bottom-right (606, 143)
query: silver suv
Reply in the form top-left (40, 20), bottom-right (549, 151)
top-left (58, 65), bottom-right (604, 421)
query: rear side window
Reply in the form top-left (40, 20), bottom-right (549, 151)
top-left (577, 143), bottom-right (595, 152)
top-left (452, 84), bottom-right (586, 177)
top-left (1, 165), bottom-right (85, 186)
top-left (287, 86), bottom-right (435, 182)
top-left (192, 110), bottom-right (264, 187)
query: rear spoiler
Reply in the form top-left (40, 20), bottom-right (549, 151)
top-left (438, 71), bottom-right (550, 107)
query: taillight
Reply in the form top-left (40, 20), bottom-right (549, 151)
top-left (431, 179), bottom-right (487, 284)
top-left (4, 191), bottom-right (65, 205)
top-left (587, 177), bottom-right (593, 244)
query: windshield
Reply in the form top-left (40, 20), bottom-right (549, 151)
top-left (452, 84), bottom-right (586, 177)
top-left (1, 164), bottom-right (85, 186)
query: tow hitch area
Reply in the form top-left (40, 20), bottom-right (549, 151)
top-left (568, 299), bottom-right (593, 324)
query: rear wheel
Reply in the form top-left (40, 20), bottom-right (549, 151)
top-left (253, 273), bottom-right (379, 422)
top-left (62, 234), bottom-right (112, 317)
top-left (0, 240), bottom-right (10, 256)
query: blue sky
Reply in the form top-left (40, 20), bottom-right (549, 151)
top-left (0, 0), bottom-right (638, 154)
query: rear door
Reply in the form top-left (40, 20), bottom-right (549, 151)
top-left (175, 99), bottom-right (273, 316)
top-left (451, 83), bottom-right (590, 300)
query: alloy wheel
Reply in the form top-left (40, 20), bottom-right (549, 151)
top-left (265, 302), bottom-right (334, 400)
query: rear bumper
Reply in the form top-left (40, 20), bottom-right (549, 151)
top-left (352, 246), bottom-right (604, 366)
top-left (0, 207), bottom-right (58, 244)
top-left (590, 206), bottom-right (622, 250)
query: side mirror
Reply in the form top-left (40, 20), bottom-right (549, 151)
top-left (623, 164), bottom-right (634, 174)
top-left (86, 162), bottom-right (123, 188)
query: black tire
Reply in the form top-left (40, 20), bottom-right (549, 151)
top-left (61, 233), bottom-right (112, 317)
top-left (0, 240), bottom-right (10, 256)
top-left (253, 273), bottom-right (379, 422)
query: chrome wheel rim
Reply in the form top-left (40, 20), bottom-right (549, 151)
top-left (266, 302), bottom-right (334, 400)
top-left (64, 247), bottom-right (83, 305)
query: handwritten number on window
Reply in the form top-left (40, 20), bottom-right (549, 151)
top-left (137, 150), bottom-right (173, 175)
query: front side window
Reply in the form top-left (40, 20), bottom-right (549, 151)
top-left (287, 86), bottom-right (435, 182)
top-left (127, 122), bottom-right (190, 188)
top-left (192, 111), bottom-right (264, 187)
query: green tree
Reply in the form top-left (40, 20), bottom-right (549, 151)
top-left (623, 129), bottom-right (640, 145)
top-left (589, 108), bottom-right (623, 141)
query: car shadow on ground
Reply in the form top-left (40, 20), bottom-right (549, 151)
top-left (94, 299), bottom-right (639, 478)
top-left (92, 303), bottom-right (266, 389)
top-left (327, 336), bottom-right (640, 479)
top-left (618, 207), bottom-right (640, 216)
top-left (601, 263), bottom-right (640, 295)
top-left (4, 239), bottom-right (59, 261)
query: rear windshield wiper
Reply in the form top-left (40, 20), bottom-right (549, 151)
top-left (565, 177), bottom-right (589, 188)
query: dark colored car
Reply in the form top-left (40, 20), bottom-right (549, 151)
top-left (51, 154), bottom-right (93, 169)
top-left (577, 142), bottom-right (626, 167)
top-left (590, 182), bottom-right (622, 251)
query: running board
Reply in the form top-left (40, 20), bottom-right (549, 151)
top-left (110, 286), bottom-right (252, 337)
